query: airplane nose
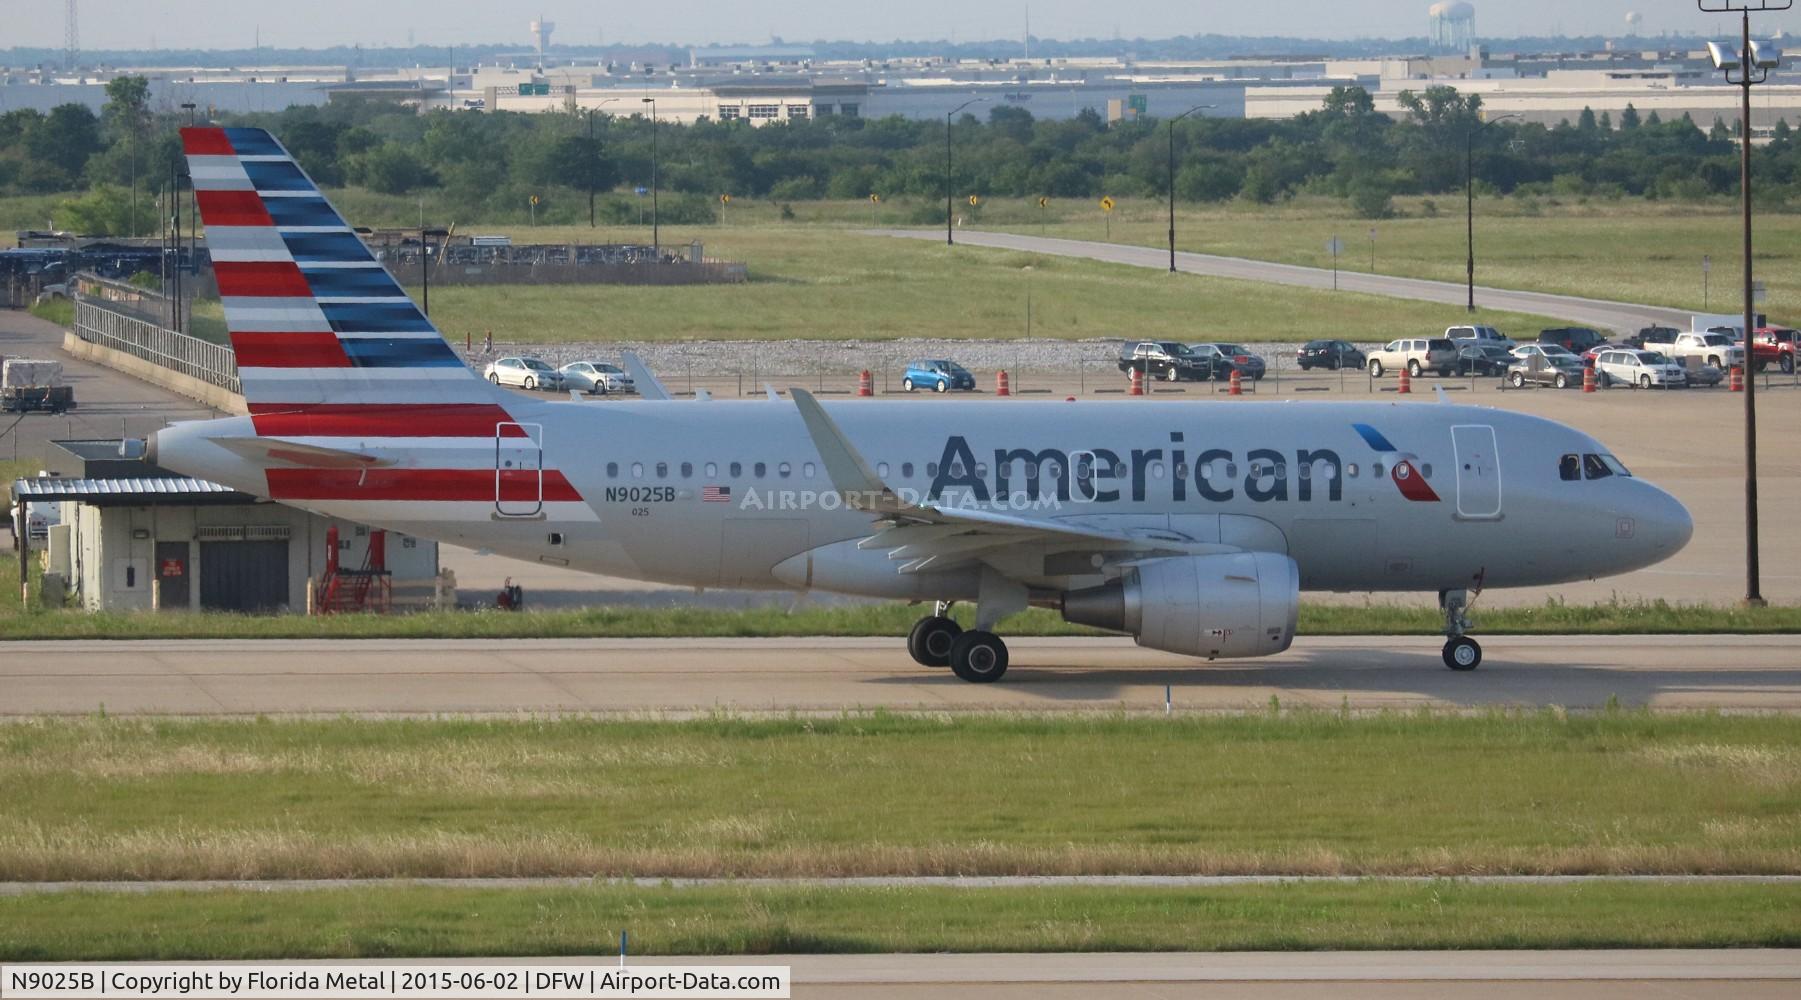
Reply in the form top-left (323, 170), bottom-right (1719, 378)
top-left (1636, 484), bottom-right (1694, 557)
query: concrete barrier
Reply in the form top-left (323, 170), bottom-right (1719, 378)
top-left (62, 330), bottom-right (248, 414)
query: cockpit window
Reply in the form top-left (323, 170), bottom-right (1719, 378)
top-left (1559, 454), bottom-right (1581, 481)
top-left (1583, 454), bottom-right (1613, 480)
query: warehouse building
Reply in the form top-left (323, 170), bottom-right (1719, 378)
top-left (12, 440), bottom-right (441, 614)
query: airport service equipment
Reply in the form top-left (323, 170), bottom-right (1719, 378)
top-left (0, 358), bottom-right (73, 414)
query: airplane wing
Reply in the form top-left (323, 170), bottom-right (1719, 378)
top-left (790, 388), bottom-right (1220, 574)
top-left (620, 351), bottom-right (672, 401)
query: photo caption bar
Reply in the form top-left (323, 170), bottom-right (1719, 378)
top-left (1, 964), bottom-right (790, 999)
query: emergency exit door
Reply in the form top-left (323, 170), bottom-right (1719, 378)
top-left (495, 422), bottom-right (544, 517)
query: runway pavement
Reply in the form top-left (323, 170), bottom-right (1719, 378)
top-left (3, 634), bottom-right (1796, 716)
top-left (876, 228), bottom-right (1694, 334)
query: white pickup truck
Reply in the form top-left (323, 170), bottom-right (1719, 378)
top-left (1665, 331), bottom-right (1743, 370)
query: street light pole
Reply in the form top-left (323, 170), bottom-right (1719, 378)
top-left (946, 98), bottom-right (986, 246)
top-left (1167, 105), bottom-right (1211, 272)
top-left (641, 97), bottom-right (659, 257)
top-left (1702, 0), bottom-right (1786, 607)
top-left (1465, 112), bottom-right (1521, 313)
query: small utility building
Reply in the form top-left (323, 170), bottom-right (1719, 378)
top-left (13, 440), bottom-right (439, 613)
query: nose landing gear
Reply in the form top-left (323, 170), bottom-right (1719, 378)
top-left (1440, 588), bottom-right (1482, 670)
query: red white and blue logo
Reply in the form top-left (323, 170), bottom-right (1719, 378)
top-left (1352, 423), bottom-right (1441, 502)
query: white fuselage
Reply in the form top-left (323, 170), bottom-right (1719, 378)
top-left (156, 397), bottom-right (1694, 605)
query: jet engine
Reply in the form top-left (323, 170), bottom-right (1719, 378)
top-left (1061, 552), bottom-right (1299, 659)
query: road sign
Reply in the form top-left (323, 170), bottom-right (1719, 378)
top-left (1703, 254), bottom-right (1712, 273)
top-left (720, 194), bottom-right (732, 204)
top-left (1326, 236), bottom-right (1344, 254)
top-left (969, 195), bottom-right (981, 206)
top-left (1127, 94), bottom-right (1148, 114)
top-left (1038, 196), bottom-right (1050, 208)
top-left (530, 195), bottom-right (540, 206)
top-left (870, 193), bottom-right (881, 203)
top-left (634, 186), bottom-right (648, 196)
top-left (1100, 196), bottom-right (1116, 212)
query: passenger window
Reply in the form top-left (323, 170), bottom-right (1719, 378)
top-left (705, 462), bottom-right (717, 477)
top-left (1583, 454), bottom-right (1614, 480)
top-left (680, 462), bottom-right (693, 478)
top-left (901, 462), bottom-right (914, 478)
top-left (778, 462), bottom-right (792, 478)
top-left (606, 462), bottom-right (618, 478)
top-left (1346, 463), bottom-right (1359, 478)
top-left (1560, 454), bottom-right (1580, 481)
top-left (803, 462), bottom-right (816, 478)
top-left (927, 463), bottom-right (938, 477)
top-left (1174, 463), bottom-right (1188, 479)
top-left (754, 462), bottom-right (766, 478)
top-left (1225, 463), bottom-right (1238, 478)
top-left (656, 462), bottom-right (668, 478)
top-left (729, 461), bottom-right (742, 477)
top-left (1420, 463), bottom-right (1432, 479)
top-left (877, 462), bottom-right (890, 478)
top-left (1371, 462), bottom-right (1384, 479)
top-left (631, 462), bottom-right (644, 478)
top-left (975, 463), bottom-right (988, 478)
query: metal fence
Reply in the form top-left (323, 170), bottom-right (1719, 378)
top-left (73, 296), bottom-right (240, 395)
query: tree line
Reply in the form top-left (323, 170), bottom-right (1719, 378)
top-left (8, 77), bottom-right (1800, 234)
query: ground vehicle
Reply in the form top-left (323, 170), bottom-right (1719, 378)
top-left (1538, 328), bottom-right (1608, 355)
top-left (483, 356), bottom-right (565, 390)
top-left (1296, 340), bottom-right (1365, 370)
top-left (1446, 324), bottom-right (1512, 347)
top-left (1190, 343), bottom-right (1267, 380)
top-left (1118, 342), bottom-right (1211, 382)
top-left (1627, 326), bottom-right (1680, 350)
top-left (1367, 337), bottom-right (1459, 378)
top-left (1581, 342), bottom-right (1631, 367)
top-left (559, 361), bottom-right (636, 395)
top-left (1750, 326), bottom-right (1797, 374)
top-left (1594, 349), bottom-right (1687, 389)
top-left (902, 359), bottom-right (976, 393)
top-left (1453, 341), bottom-right (1515, 376)
top-left (156, 124), bottom-right (1698, 681)
top-left (0, 358), bottom-right (75, 413)
top-left (1665, 332), bottom-right (1742, 371)
top-left (1507, 345), bottom-right (1584, 389)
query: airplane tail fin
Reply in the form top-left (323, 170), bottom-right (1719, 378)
top-left (181, 126), bottom-right (508, 420)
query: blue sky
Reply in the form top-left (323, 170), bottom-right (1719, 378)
top-left (20, 1), bottom-right (1801, 52)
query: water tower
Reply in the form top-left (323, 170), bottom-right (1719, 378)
top-left (1625, 11), bottom-right (1643, 37)
top-left (1428, 2), bottom-right (1477, 51)
top-left (530, 17), bottom-right (555, 70)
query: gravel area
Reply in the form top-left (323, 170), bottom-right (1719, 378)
top-left (459, 337), bottom-right (1330, 377)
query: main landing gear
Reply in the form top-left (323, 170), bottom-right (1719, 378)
top-left (909, 571), bottom-right (1028, 683)
top-left (1440, 589), bottom-right (1481, 671)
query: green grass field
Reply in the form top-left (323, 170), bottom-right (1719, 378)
top-left (4, 881), bottom-right (1798, 960)
top-left (2, 714), bottom-right (1796, 882)
top-left (401, 224), bottom-right (1558, 346)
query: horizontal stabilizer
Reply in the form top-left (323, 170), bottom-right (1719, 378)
top-left (210, 435), bottom-right (394, 470)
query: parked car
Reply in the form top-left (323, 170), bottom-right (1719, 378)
top-left (1538, 327), bottom-right (1608, 355)
top-left (1581, 341), bottom-right (1633, 367)
top-left (1190, 342), bottom-right (1267, 380)
top-left (1367, 337), bottom-right (1459, 378)
top-left (1296, 339), bottom-right (1366, 371)
top-left (483, 356), bottom-right (565, 390)
top-left (559, 360), bottom-right (636, 395)
top-left (1626, 325), bottom-right (1681, 350)
top-left (1445, 324), bottom-right (1513, 347)
top-left (1750, 325), bottom-right (1797, 374)
top-left (903, 359), bottom-right (976, 392)
top-left (1594, 348), bottom-right (1687, 389)
top-left (1118, 342), bottom-right (1212, 382)
top-left (1507, 344), bottom-right (1585, 388)
top-left (1453, 340), bottom-right (1515, 376)
top-left (1665, 331), bottom-right (1743, 371)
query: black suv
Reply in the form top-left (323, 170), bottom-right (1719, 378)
top-left (1118, 341), bottom-right (1211, 382)
top-left (1538, 327), bottom-right (1607, 354)
top-left (1297, 340), bottom-right (1366, 371)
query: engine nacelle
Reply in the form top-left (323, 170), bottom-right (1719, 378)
top-left (1061, 552), bottom-right (1300, 659)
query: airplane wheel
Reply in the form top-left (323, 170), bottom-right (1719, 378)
top-left (949, 630), bottom-right (1008, 683)
top-left (1442, 637), bottom-right (1482, 671)
top-left (907, 615), bottom-right (962, 668)
top-left (903, 377), bottom-right (916, 392)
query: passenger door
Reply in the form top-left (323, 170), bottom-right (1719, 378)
top-left (1450, 425), bottom-right (1502, 521)
top-left (495, 422), bottom-right (544, 518)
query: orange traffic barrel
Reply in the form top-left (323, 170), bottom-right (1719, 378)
top-left (1130, 368), bottom-right (1145, 396)
top-left (1229, 368), bottom-right (1243, 396)
top-left (1730, 365), bottom-right (1744, 392)
top-left (996, 370), bottom-right (1011, 396)
top-left (857, 369), bottom-right (873, 397)
top-left (1583, 365), bottom-right (1596, 392)
top-left (1397, 366), bottom-right (1412, 394)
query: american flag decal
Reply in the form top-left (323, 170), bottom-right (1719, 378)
top-left (702, 485), bottom-right (732, 503)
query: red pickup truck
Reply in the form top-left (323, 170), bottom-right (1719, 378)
top-left (1751, 326), bottom-right (1798, 374)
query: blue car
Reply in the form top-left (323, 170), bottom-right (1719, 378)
top-left (902, 359), bottom-right (976, 393)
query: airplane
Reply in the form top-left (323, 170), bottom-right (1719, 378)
top-left (147, 127), bottom-right (1694, 682)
